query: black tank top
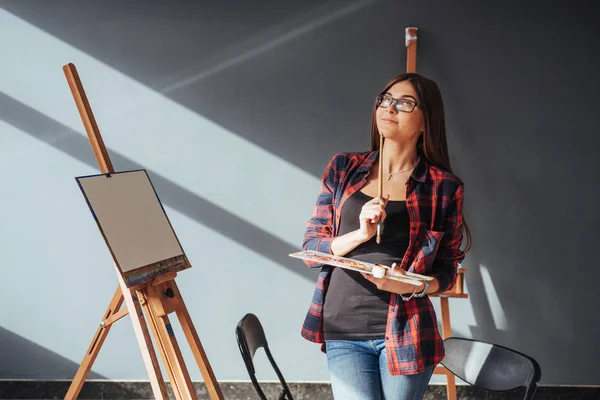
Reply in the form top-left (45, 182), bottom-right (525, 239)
top-left (323, 190), bottom-right (410, 340)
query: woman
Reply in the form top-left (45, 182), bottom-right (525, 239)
top-left (301, 73), bottom-right (471, 400)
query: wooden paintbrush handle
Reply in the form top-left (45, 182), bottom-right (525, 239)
top-left (377, 134), bottom-right (384, 243)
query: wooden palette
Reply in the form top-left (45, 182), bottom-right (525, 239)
top-left (289, 250), bottom-right (433, 285)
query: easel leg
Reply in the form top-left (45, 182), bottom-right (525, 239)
top-left (171, 282), bottom-right (224, 400)
top-left (139, 292), bottom-right (185, 400)
top-left (65, 287), bottom-right (123, 400)
top-left (141, 288), bottom-right (197, 400)
top-left (440, 297), bottom-right (457, 400)
top-left (116, 267), bottom-right (170, 400)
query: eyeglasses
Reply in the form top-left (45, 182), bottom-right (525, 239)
top-left (376, 94), bottom-right (419, 113)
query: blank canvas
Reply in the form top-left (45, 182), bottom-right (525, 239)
top-left (76, 170), bottom-right (183, 273)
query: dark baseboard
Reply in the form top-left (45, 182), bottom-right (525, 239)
top-left (0, 380), bottom-right (598, 399)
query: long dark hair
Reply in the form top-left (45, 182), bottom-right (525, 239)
top-left (370, 73), bottom-right (472, 252)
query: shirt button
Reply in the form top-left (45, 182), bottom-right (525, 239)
top-left (385, 336), bottom-right (389, 340)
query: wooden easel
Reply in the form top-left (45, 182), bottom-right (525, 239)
top-left (404, 27), bottom-right (468, 400)
top-left (430, 270), bottom-right (468, 400)
top-left (62, 63), bottom-right (224, 400)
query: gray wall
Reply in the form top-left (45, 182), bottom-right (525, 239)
top-left (1, 0), bottom-right (599, 386)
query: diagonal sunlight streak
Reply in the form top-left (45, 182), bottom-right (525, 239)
top-left (0, 92), bottom-right (316, 281)
top-left (160, 0), bottom-right (382, 94)
top-left (0, 115), bottom-right (320, 379)
top-left (479, 264), bottom-right (508, 331)
top-left (0, 9), bottom-right (320, 250)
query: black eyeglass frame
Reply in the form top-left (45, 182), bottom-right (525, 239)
top-left (375, 94), bottom-right (420, 113)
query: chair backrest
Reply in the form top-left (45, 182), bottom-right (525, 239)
top-left (440, 337), bottom-right (542, 400)
top-left (236, 313), bottom-right (294, 400)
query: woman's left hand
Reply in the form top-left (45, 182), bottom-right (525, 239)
top-left (361, 263), bottom-right (421, 295)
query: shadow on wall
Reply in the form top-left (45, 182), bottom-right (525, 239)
top-left (0, 0), bottom-right (392, 177)
top-left (420, 3), bottom-right (600, 385)
top-left (0, 325), bottom-right (104, 379)
top-left (0, 92), bottom-right (319, 283)
top-left (0, 326), bottom-right (142, 398)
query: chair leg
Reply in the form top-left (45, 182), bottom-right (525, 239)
top-left (265, 347), bottom-right (294, 400)
top-left (524, 384), bottom-right (538, 400)
top-left (250, 376), bottom-right (268, 400)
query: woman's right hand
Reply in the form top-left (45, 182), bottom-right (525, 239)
top-left (357, 195), bottom-right (389, 241)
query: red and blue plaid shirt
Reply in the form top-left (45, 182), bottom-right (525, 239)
top-left (301, 150), bottom-right (466, 375)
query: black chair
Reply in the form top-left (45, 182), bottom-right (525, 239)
top-left (440, 337), bottom-right (542, 400)
top-left (236, 313), bottom-right (294, 400)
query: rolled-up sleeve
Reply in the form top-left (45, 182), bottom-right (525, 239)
top-left (431, 184), bottom-right (466, 293)
top-left (301, 155), bottom-right (338, 267)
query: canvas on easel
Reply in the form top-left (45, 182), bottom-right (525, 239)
top-left (62, 63), bottom-right (224, 400)
top-left (75, 169), bottom-right (190, 286)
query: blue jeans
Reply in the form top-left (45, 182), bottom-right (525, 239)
top-left (326, 339), bottom-right (434, 400)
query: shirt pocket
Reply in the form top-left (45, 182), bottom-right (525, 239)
top-left (409, 229), bottom-right (445, 274)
